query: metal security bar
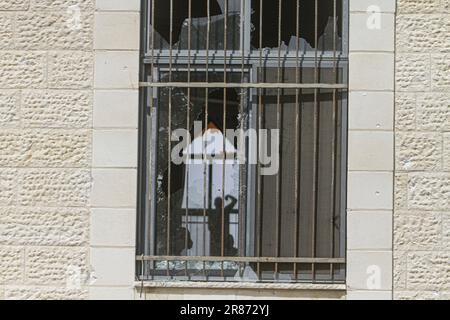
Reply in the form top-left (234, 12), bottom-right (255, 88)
top-left (137, 0), bottom-right (348, 284)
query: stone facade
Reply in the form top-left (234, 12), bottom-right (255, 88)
top-left (0, 0), bottom-right (94, 299)
top-left (394, 0), bottom-right (450, 300)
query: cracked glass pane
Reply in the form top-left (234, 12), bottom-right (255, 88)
top-left (154, 70), bottom-right (248, 266)
top-left (251, 0), bottom-right (343, 52)
top-left (151, 0), bottom-right (241, 51)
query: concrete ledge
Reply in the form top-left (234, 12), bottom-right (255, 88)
top-left (134, 281), bottom-right (346, 291)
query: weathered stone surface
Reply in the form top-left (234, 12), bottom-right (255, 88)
top-left (396, 132), bottom-right (442, 171)
top-left (394, 212), bottom-right (442, 250)
top-left (395, 173), bottom-right (408, 210)
top-left (0, 0), bottom-right (95, 301)
top-left (397, 0), bottom-right (441, 14)
top-left (408, 173), bottom-right (450, 210)
top-left (393, 250), bottom-right (407, 290)
top-left (432, 54), bottom-right (450, 90)
top-left (395, 93), bottom-right (416, 131)
top-left (18, 169), bottom-right (90, 207)
top-left (0, 207), bottom-right (89, 246)
top-left (15, 12), bottom-right (93, 50)
top-left (396, 54), bottom-right (430, 91)
top-left (416, 93), bottom-right (450, 131)
top-left (0, 0), bottom-right (29, 11)
top-left (406, 251), bottom-right (449, 290)
top-left (0, 14), bottom-right (13, 49)
top-left (394, 290), bottom-right (446, 300)
top-left (0, 129), bottom-right (91, 167)
top-left (0, 91), bottom-right (19, 128)
top-left (396, 15), bottom-right (450, 53)
top-left (0, 247), bottom-right (23, 284)
top-left (22, 90), bottom-right (91, 128)
top-left (4, 286), bottom-right (87, 300)
top-left (25, 247), bottom-right (88, 285)
top-left (395, 4), bottom-right (450, 300)
top-left (48, 51), bottom-right (93, 89)
top-left (443, 213), bottom-right (450, 250)
top-left (0, 169), bottom-right (17, 206)
top-left (0, 130), bottom-right (23, 166)
top-left (31, 0), bottom-right (94, 11)
top-left (0, 52), bottom-right (46, 89)
top-left (444, 134), bottom-right (450, 171)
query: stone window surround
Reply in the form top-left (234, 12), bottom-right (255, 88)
top-left (90, 0), bottom-right (395, 300)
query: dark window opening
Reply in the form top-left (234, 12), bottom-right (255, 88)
top-left (250, 0), bottom-right (342, 51)
top-left (138, 0), bottom-right (348, 284)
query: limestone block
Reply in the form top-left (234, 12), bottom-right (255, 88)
top-left (30, 0), bottom-right (94, 11)
top-left (25, 247), bottom-right (88, 285)
top-left (0, 52), bottom-right (46, 89)
top-left (395, 173), bottom-right (408, 210)
top-left (0, 169), bottom-right (17, 206)
top-left (0, 14), bottom-right (13, 49)
top-left (444, 134), bottom-right (450, 171)
top-left (0, 247), bottom-right (23, 284)
top-left (395, 93), bottom-right (416, 131)
top-left (396, 132), bottom-right (442, 171)
top-left (393, 250), bottom-right (407, 290)
top-left (22, 90), bottom-right (91, 128)
top-left (15, 12), bottom-right (93, 50)
top-left (408, 173), bottom-right (450, 210)
top-left (406, 251), bottom-right (449, 290)
top-left (394, 290), bottom-right (444, 300)
top-left (0, 0), bottom-right (29, 10)
top-left (0, 207), bottom-right (89, 246)
top-left (396, 15), bottom-right (449, 53)
top-left (396, 54), bottom-right (430, 91)
top-left (4, 286), bottom-right (88, 300)
top-left (0, 91), bottom-right (20, 128)
top-left (48, 51), bottom-right (93, 89)
top-left (394, 211), bottom-right (442, 250)
top-left (397, 0), bottom-right (441, 13)
top-left (416, 93), bottom-right (450, 131)
top-left (18, 169), bottom-right (90, 207)
top-left (432, 54), bottom-right (450, 91)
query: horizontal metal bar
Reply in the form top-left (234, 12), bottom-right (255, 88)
top-left (136, 255), bottom-right (345, 264)
top-left (139, 82), bottom-right (347, 89)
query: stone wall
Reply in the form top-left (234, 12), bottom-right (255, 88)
top-left (0, 0), bottom-right (94, 299)
top-left (394, 0), bottom-right (450, 299)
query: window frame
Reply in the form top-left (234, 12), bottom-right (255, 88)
top-left (137, 0), bottom-right (349, 284)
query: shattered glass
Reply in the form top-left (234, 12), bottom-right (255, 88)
top-left (250, 0), bottom-right (343, 52)
top-left (153, 70), bottom-right (248, 264)
top-left (150, 0), bottom-right (241, 51)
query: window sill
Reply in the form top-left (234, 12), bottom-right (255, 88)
top-left (134, 281), bottom-right (346, 291)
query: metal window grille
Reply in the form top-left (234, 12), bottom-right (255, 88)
top-left (137, 0), bottom-right (348, 284)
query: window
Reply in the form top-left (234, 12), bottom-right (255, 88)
top-left (137, 0), bottom-right (348, 284)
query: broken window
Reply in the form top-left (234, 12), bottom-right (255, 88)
top-left (250, 0), bottom-right (342, 52)
top-left (150, 0), bottom-right (241, 50)
top-left (138, 0), bottom-right (348, 283)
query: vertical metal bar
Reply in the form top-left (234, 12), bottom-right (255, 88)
top-left (274, 0), bottom-right (283, 278)
top-left (166, 0), bottom-right (174, 277)
top-left (184, 0), bottom-right (192, 277)
top-left (149, 0), bottom-right (156, 261)
top-left (329, 0), bottom-right (338, 281)
top-left (311, 0), bottom-right (319, 282)
top-left (256, 0), bottom-right (263, 280)
top-left (238, 0), bottom-right (246, 260)
top-left (293, 0), bottom-right (300, 281)
top-left (203, 0), bottom-right (211, 280)
top-left (221, 0), bottom-right (229, 277)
